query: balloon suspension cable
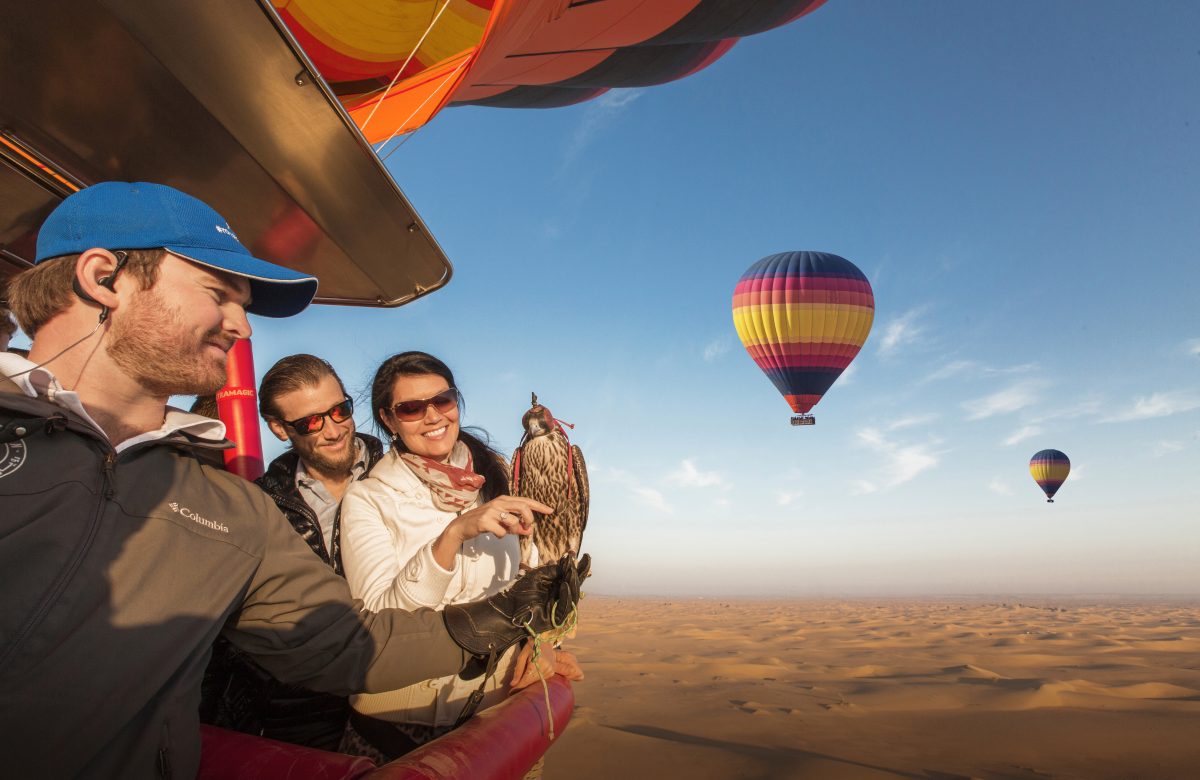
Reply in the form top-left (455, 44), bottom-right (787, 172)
top-left (377, 58), bottom-right (469, 162)
top-left (359, 0), bottom-right (454, 134)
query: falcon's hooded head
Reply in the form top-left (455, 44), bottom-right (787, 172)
top-left (521, 393), bottom-right (556, 439)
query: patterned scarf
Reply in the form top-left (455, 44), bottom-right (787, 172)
top-left (400, 441), bottom-right (485, 512)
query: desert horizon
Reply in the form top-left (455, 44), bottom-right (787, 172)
top-left (585, 591), bottom-right (1200, 603)
top-left (546, 595), bottom-right (1200, 779)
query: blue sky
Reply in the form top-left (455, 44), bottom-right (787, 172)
top-left (36, 2), bottom-right (1195, 596)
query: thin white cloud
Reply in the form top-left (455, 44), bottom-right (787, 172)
top-left (857, 427), bottom-right (885, 448)
top-left (1003, 425), bottom-right (1042, 447)
top-left (987, 477), bottom-right (1012, 496)
top-left (852, 479), bottom-right (879, 495)
top-left (855, 426), bottom-right (940, 489)
top-left (703, 337), bottom-right (732, 363)
top-left (963, 380), bottom-right (1043, 420)
top-left (665, 459), bottom-right (727, 489)
top-left (561, 89), bottom-right (643, 170)
top-left (992, 363), bottom-right (1039, 376)
top-left (596, 465), bottom-right (674, 513)
top-left (877, 307), bottom-right (926, 355)
top-left (1154, 440), bottom-right (1184, 457)
top-left (775, 489), bottom-right (803, 507)
top-left (888, 445), bottom-right (939, 485)
top-left (1031, 396), bottom-right (1103, 424)
top-left (1185, 338), bottom-right (1200, 357)
top-left (835, 362), bottom-right (859, 386)
top-left (921, 360), bottom-right (977, 384)
top-left (887, 412), bottom-right (938, 431)
top-left (1102, 391), bottom-right (1200, 423)
top-left (632, 486), bottom-right (672, 513)
top-left (920, 360), bottom-right (1038, 385)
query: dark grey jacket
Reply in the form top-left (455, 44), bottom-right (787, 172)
top-left (0, 381), bottom-right (464, 778)
top-left (199, 433), bottom-right (386, 750)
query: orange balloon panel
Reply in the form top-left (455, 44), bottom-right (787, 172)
top-left (276, 0), bottom-right (828, 140)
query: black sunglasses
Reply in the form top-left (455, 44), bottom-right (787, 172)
top-left (390, 388), bottom-right (459, 422)
top-left (280, 397), bottom-right (354, 435)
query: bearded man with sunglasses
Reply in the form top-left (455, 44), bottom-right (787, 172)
top-left (202, 355), bottom-right (384, 749)
top-left (258, 354), bottom-right (383, 576)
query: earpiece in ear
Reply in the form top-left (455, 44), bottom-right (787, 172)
top-left (72, 276), bottom-right (98, 305)
top-left (73, 250), bottom-right (129, 324)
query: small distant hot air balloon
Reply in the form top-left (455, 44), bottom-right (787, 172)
top-left (732, 251), bottom-right (875, 425)
top-left (1029, 449), bottom-right (1070, 503)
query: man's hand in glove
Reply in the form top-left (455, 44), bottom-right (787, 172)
top-left (443, 553), bottom-right (590, 664)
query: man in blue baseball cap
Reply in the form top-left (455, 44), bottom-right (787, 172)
top-left (6, 182), bottom-right (319, 438)
top-left (0, 182), bottom-right (586, 778)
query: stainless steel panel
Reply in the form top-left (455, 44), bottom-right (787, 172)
top-left (0, 0), bottom-right (451, 307)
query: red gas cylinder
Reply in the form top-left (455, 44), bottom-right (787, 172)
top-left (216, 338), bottom-right (264, 481)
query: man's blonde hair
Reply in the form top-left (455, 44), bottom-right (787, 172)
top-left (6, 249), bottom-right (164, 337)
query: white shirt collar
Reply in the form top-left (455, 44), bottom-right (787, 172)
top-left (0, 352), bottom-right (226, 452)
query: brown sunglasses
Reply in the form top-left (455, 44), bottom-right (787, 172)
top-left (390, 388), bottom-right (459, 422)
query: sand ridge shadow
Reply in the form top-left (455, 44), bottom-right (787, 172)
top-left (603, 722), bottom-right (944, 779)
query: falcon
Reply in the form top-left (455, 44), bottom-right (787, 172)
top-left (511, 393), bottom-right (588, 571)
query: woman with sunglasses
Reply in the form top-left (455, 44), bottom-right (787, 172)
top-left (338, 351), bottom-right (583, 761)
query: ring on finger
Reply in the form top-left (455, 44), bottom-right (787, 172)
top-left (499, 511), bottom-right (511, 522)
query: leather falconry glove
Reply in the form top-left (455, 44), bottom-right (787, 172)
top-left (444, 553), bottom-right (589, 673)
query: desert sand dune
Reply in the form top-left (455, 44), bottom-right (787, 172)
top-left (546, 597), bottom-right (1200, 779)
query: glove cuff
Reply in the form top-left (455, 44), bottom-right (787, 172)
top-left (442, 598), bottom-right (526, 658)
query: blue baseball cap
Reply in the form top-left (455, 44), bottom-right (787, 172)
top-left (35, 182), bottom-right (319, 318)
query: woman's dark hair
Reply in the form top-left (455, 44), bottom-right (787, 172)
top-left (371, 351), bottom-right (509, 500)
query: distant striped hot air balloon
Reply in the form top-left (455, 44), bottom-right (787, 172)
top-left (1029, 449), bottom-right (1070, 503)
top-left (732, 251), bottom-right (875, 425)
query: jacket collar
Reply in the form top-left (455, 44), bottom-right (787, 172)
top-left (0, 352), bottom-right (227, 451)
top-left (260, 431), bottom-right (386, 493)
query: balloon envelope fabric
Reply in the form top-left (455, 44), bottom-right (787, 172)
top-left (1030, 449), bottom-right (1071, 502)
top-left (732, 251), bottom-right (875, 416)
top-left (273, 0), bottom-right (829, 140)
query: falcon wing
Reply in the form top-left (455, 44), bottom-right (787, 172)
top-left (572, 444), bottom-right (589, 537)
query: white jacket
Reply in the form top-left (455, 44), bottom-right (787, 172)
top-left (340, 447), bottom-right (521, 726)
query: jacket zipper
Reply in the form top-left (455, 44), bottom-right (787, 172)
top-left (266, 487), bottom-right (329, 560)
top-left (0, 438), bottom-right (114, 668)
top-left (157, 719), bottom-right (172, 778)
top-left (268, 489), bottom-right (318, 527)
top-left (102, 450), bottom-right (116, 498)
